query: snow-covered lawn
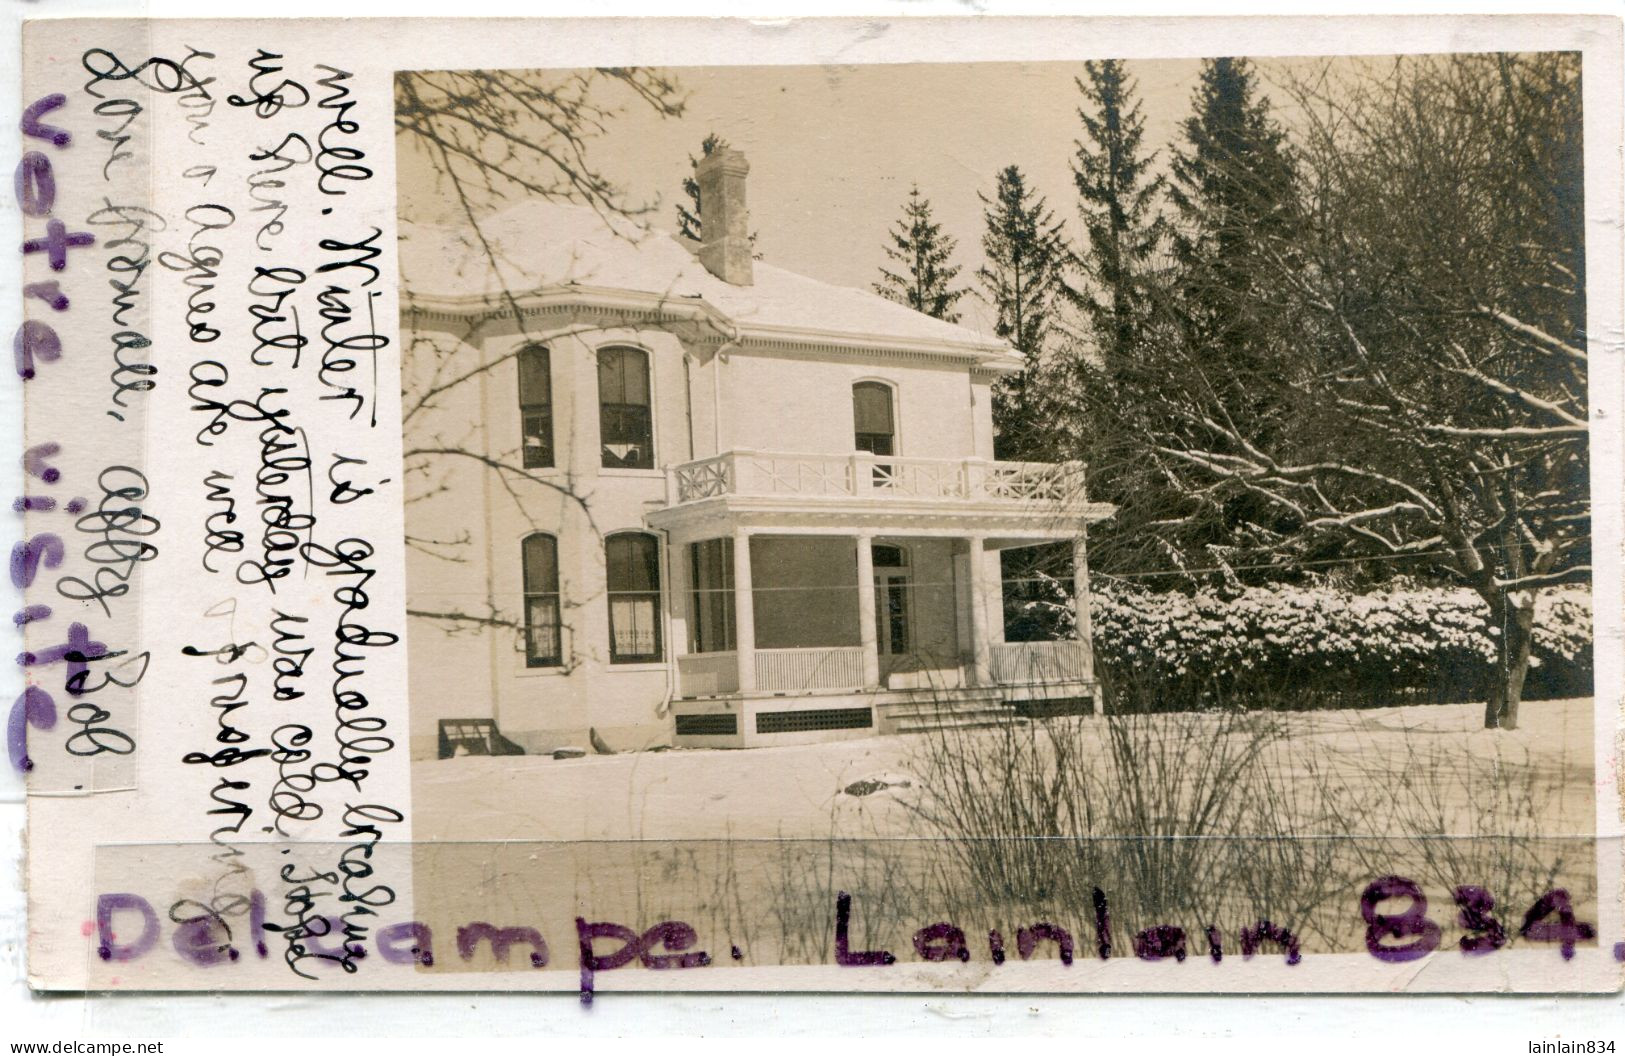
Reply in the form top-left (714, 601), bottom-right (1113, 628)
top-left (413, 697), bottom-right (1595, 842)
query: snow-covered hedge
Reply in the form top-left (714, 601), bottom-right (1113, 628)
top-left (1022, 580), bottom-right (1593, 707)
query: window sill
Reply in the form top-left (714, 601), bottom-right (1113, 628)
top-left (598, 468), bottom-right (666, 479)
top-left (607, 660), bottom-right (668, 673)
top-left (514, 664), bottom-right (570, 678)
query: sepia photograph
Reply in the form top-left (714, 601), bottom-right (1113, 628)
top-left (393, 51), bottom-right (1598, 972)
top-left (6, 7), bottom-right (1622, 1048)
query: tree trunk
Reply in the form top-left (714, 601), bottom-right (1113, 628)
top-left (1483, 590), bottom-right (1536, 730)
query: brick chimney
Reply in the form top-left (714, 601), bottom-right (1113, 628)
top-left (695, 147), bottom-right (752, 286)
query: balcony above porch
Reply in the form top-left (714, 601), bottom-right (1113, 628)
top-left (648, 450), bottom-right (1116, 542)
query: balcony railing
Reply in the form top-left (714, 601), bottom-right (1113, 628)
top-left (668, 450), bottom-right (1084, 506)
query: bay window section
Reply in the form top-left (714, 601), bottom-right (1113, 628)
top-left (688, 538), bottom-right (736, 653)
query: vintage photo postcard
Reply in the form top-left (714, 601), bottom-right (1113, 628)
top-left (10, 14), bottom-right (1623, 998)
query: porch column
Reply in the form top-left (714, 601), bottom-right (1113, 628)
top-left (965, 535), bottom-right (992, 687)
top-left (666, 536), bottom-right (690, 659)
top-left (732, 528), bottom-right (756, 692)
top-left (855, 533), bottom-right (880, 690)
top-left (1072, 531), bottom-right (1101, 715)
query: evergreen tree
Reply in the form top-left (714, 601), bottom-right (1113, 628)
top-left (1072, 59), bottom-right (1164, 367)
top-left (1166, 57), bottom-right (1300, 373)
top-left (977, 165), bottom-right (1070, 460)
top-left (1083, 58), bottom-right (1304, 581)
top-left (1063, 60), bottom-right (1171, 579)
top-left (874, 185), bottom-right (968, 321)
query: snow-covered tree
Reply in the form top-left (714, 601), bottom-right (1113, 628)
top-left (1119, 54), bottom-right (1588, 730)
top-left (1080, 58), bottom-right (1304, 580)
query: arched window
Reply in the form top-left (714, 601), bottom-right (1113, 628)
top-left (872, 543), bottom-right (908, 568)
top-left (522, 533), bottom-right (562, 667)
top-left (518, 345), bottom-right (553, 469)
top-left (853, 381), bottom-right (896, 456)
top-left (606, 532), bottom-right (662, 663)
top-left (599, 347), bottom-right (653, 469)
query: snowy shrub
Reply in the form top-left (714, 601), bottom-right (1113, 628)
top-left (1017, 579), bottom-right (1593, 710)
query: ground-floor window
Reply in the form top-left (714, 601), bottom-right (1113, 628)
top-left (607, 531), bottom-right (663, 663)
top-left (689, 537), bottom-right (736, 653)
top-left (522, 532), bottom-right (562, 666)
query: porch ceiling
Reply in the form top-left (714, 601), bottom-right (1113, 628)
top-left (644, 494), bottom-right (1116, 545)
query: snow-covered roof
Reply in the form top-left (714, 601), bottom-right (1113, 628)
top-left (399, 200), bottom-right (1016, 366)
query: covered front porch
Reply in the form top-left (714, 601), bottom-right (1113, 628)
top-left (662, 530), bottom-right (1098, 747)
top-left (645, 449), bottom-right (1115, 747)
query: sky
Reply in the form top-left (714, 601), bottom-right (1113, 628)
top-left (396, 58), bottom-right (1312, 334)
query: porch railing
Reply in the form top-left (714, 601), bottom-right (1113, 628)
top-left (676, 651), bottom-right (738, 697)
top-left (677, 647), bottom-right (868, 696)
top-left (755, 646), bottom-right (866, 692)
top-left (989, 640), bottom-right (1092, 685)
top-left (668, 450), bottom-right (1083, 506)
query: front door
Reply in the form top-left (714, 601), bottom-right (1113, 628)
top-left (872, 544), bottom-right (912, 684)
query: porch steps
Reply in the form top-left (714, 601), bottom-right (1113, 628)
top-left (878, 690), bottom-right (1022, 735)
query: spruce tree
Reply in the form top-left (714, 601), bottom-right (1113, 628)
top-left (1066, 59), bottom-right (1172, 578)
top-left (977, 165), bottom-right (1070, 461)
top-left (874, 185), bottom-right (967, 322)
top-left (1109, 56), bottom-right (1304, 582)
top-left (1072, 59), bottom-right (1164, 367)
top-left (1166, 57), bottom-right (1300, 372)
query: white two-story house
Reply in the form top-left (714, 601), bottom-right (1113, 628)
top-left (401, 149), bottom-right (1114, 758)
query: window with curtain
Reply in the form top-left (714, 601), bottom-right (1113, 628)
top-left (518, 345), bottom-right (553, 469)
top-left (853, 381), bottom-right (896, 456)
top-left (606, 532), bottom-right (662, 663)
top-left (688, 538), bottom-right (736, 653)
top-left (522, 533), bottom-right (562, 667)
top-left (598, 347), bottom-right (653, 469)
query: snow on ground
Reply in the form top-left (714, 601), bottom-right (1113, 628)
top-left (411, 698), bottom-right (1596, 842)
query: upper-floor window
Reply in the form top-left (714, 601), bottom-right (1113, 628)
top-left (599, 347), bottom-right (653, 469)
top-left (606, 532), bottom-right (662, 664)
top-left (522, 532), bottom-right (562, 667)
top-left (853, 381), bottom-right (896, 456)
top-left (518, 345), bottom-right (553, 469)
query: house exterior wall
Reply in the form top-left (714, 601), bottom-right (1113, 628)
top-left (407, 314), bottom-right (1028, 758)
top-left (719, 351), bottom-right (992, 460)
